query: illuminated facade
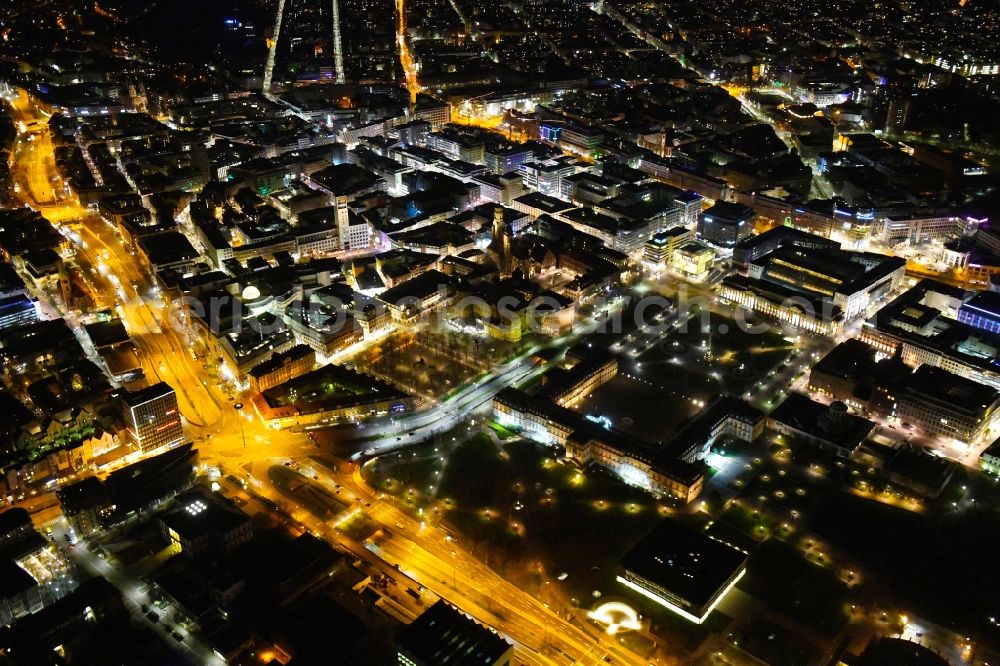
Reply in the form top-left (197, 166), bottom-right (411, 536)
top-left (958, 292), bottom-right (1000, 334)
top-left (585, 441), bottom-right (704, 503)
top-left (891, 365), bottom-right (1000, 445)
top-left (880, 215), bottom-right (975, 244)
top-left (160, 489), bottom-right (252, 559)
top-left (671, 241), bottom-right (715, 280)
top-left (696, 202), bottom-right (755, 248)
top-left (485, 313), bottom-right (524, 343)
top-left (545, 348), bottom-right (618, 407)
top-left (859, 280), bottom-right (1000, 390)
top-left (247, 344), bottom-right (316, 395)
top-left (119, 382), bottom-right (185, 452)
top-left (721, 275), bottom-right (844, 336)
top-left (616, 520), bottom-right (748, 624)
top-left (747, 247), bottom-right (905, 320)
top-left (643, 228), bottom-right (692, 269)
top-left (981, 439), bottom-right (1000, 477)
top-left (495, 377), bottom-right (759, 504)
top-left (493, 389), bottom-right (577, 446)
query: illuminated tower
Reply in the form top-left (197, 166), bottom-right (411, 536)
top-left (331, 0), bottom-right (345, 84)
top-left (488, 205), bottom-right (513, 278)
top-left (262, 0), bottom-right (287, 98)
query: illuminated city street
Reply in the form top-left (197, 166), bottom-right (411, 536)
top-left (2, 0), bottom-right (1000, 664)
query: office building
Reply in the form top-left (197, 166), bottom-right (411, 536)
top-left (958, 291), bottom-right (1000, 334)
top-left (892, 365), bottom-right (1000, 445)
top-left (119, 382), bottom-right (185, 452)
top-left (556, 207), bottom-right (650, 255)
top-left (160, 488), bottom-right (253, 559)
top-left (485, 145), bottom-right (533, 175)
top-left (518, 158), bottom-right (579, 197)
top-left (0, 262), bottom-right (38, 331)
top-left (0, 295), bottom-right (38, 331)
top-left (672, 242), bottom-right (715, 280)
top-left (56, 477), bottom-right (111, 537)
top-left (644, 228), bottom-right (693, 269)
top-left (697, 202), bottom-right (755, 248)
top-left (540, 122), bottom-right (603, 158)
top-left (426, 130), bottom-right (485, 163)
top-left (673, 190), bottom-right (705, 228)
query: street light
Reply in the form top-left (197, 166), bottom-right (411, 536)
top-left (233, 402), bottom-right (247, 449)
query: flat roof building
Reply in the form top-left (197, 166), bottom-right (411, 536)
top-left (672, 241), bottom-right (715, 280)
top-left (697, 202), bottom-right (755, 248)
top-left (159, 488), bottom-right (253, 559)
top-left (617, 519), bottom-right (748, 624)
top-left (768, 393), bottom-right (877, 457)
top-left (732, 224), bottom-right (840, 266)
top-left (860, 279), bottom-right (1000, 390)
top-left (644, 228), bottom-right (693, 268)
top-left (893, 365), bottom-right (1000, 445)
top-left (118, 382), bottom-right (185, 453)
top-left (958, 290), bottom-right (1000, 334)
top-left (396, 600), bottom-right (513, 666)
top-left (748, 246), bottom-right (905, 320)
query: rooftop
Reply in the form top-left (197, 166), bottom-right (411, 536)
top-left (905, 365), bottom-right (1000, 412)
top-left (396, 600), bottom-right (512, 665)
top-left (379, 269), bottom-right (454, 305)
top-left (119, 382), bottom-right (175, 408)
top-left (0, 508), bottom-right (31, 538)
top-left (619, 519), bottom-right (749, 612)
top-left (159, 488), bottom-right (249, 542)
top-left (702, 201), bottom-right (755, 222)
top-left (961, 290), bottom-right (1000, 318)
top-left (769, 392), bottom-right (876, 454)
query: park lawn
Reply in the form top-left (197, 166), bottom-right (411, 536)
top-left (435, 433), bottom-right (512, 509)
top-left (728, 618), bottom-right (819, 666)
top-left (434, 435), bottom-right (663, 598)
top-left (368, 457), bottom-right (441, 492)
top-left (738, 539), bottom-right (852, 637)
top-left (812, 491), bottom-right (1000, 643)
top-left (487, 420), bottom-right (519, 440)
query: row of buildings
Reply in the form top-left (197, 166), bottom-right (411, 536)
top-left (809, 339), bottom-right (1000, 448)
top-left (493, 346), bottom-right (764, 503)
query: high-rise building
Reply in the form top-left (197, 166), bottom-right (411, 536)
top-left (885, 96), bottom-right (911, 134)
top-left (119, 382), bottom-right (184, 452)
top-left (696, 202), bottom-right (755, 248)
